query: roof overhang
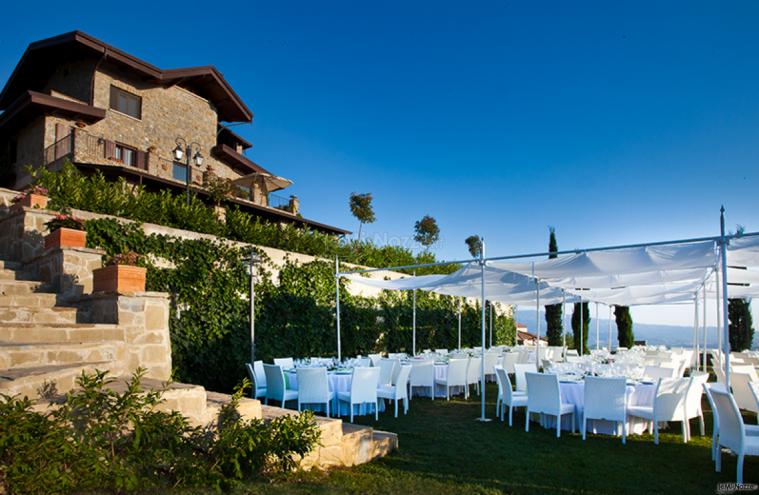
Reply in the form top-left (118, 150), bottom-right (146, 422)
top-left (0, 90), bottom-right (105, 133)
top-left (0, 31), bottom-right (252, 123)
top-left (212, 143), bottom-right (272, 175)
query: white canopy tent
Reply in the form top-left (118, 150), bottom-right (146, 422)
top-left (332, 209), bottom-right (759, 420)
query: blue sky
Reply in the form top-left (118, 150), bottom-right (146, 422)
top-left (1, 1), bottom-right (757, 325)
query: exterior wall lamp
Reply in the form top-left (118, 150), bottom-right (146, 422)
top-left (174, 137), bottom-right (204, 204)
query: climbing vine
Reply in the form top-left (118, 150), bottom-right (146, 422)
top-left (84, 219), bottom-right (515, 393)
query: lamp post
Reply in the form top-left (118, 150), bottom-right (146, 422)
top-left (244, 249), bottom-right (261, 364)
top-left (173, 138), bottom-right (204, 205)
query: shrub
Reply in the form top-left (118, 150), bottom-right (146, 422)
top-left (44, 212), bottom-right (86, 231)
top-left (0, 369), bottom-right (320, 494)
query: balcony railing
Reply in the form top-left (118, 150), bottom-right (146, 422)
top-left (268, 193), bottom-right (291, 210)
top-left (43, 133), bottom-right (73, 165)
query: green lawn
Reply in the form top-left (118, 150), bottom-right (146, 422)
top-left (210, 383), bottom-right (757, 494)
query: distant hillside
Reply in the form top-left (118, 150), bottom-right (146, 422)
top-left (513, 310), bottom-right (757, 350)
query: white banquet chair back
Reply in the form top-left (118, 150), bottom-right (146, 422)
top-left (466, 356), bottom-right (482, 398)
top-left (435, 349), bottom-right (448, 355)
top-left (644, 365), bottom-right (677, 380)
top-left (388, 353), bottom-right (406, 360)
top-left (525, 372), bottom-right (575, 438)
top-left (263, 364), bottom-right (298, 407)
top-left (379, 358), bottom-right (400, 387)
top-left (703, 382), bottom-right (726, 461)
top-left (583, 376), bottom-right (628, 443)
top-left (246, 361), bottom-right (267, 399)
top-left (732, 365), bottom-right (759, 383)
top-left (731, 372), bottom-right (759, 419)
top-left (378, 364), bottom-right (412, 417)
top-left (495, 365), bottom-right (527, 426)
top-left (683, 371), bottom-right (710, 440)
top-left (709, 386), bottom-right (759, 484)
top-left (436, 358), bottom-right (468, 400)
top-left (513, 363), bottom-right (534, 392)
top-left (409, 360), bottom-right (435, 399)
top-left (296, 367), bottom-right (333, 416)
top-left (355, 357), bottom-right (371, 367)
top-left (501, 352), bottom-right (520, 374)
top-left (338, 366), bottom-right (380, 422)
top-left (629, 377), bottom-right (690, 444)
top-left (273, 357), bottom-right (294, 369)
top-left (483, 352), bottom-right (500, 380)
top-left (368, 353), bottom-right (383, 367)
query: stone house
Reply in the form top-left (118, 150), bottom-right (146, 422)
top-left (0, 31), bottom-right (348, 236)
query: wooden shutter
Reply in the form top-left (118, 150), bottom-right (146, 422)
top-left (104, 140), bottom-right (115, 159)
top-left (135, 150), bottom-right (147, 170)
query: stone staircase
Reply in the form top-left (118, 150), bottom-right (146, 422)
top-left (0, 202), bottom-right (397, 469)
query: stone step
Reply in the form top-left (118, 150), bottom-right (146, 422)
top-left (0, 305), bottom-right (80, 324)
top-left (0, 268), bottom-right (38, 281)
top-left (0, 279), bottom-right (51, 295)
top-left (0, 341), bottom-right (124, 369)
top-left (0, 361), bottom-right (111, 399)
top-left (0, 293), bottom-right (62, 308)
top-left (0, 322), bottom-right (124, 344)
top-left (0, 260), bottom-right (22, 271)
top-left (205, 391), bottom-right (263, 425)
top-left (105, 377), bottom-right (211, 426)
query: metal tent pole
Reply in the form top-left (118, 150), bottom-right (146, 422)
top-left (458, 297), bottom-right (462, 350)
top-left (478, 241), bottom-right (489, 421)
top-left (535, 279), bottom-right (541, 370)
top-left (702, 284), bottom-right (708, 371)
top-left (562, 292), bottom-right (567, 350)
top-left (719, 207), bottom-right (731, 390)
top-left (489, 302), bottom-right (494, 348)
top-left (693, 295), bottom-right (700, 371)
top-left (595, 302), bottom-right (600, 351)
top-left (580, 295), bottom-right (584, 355)
top-left (335, 256), bottom-right (342, 362)
top-left (715, 262), bottom-right (723, 377)
top-left (608, 305), bottom-right (612, 350)
top-left (412, 270), bottom-right (417, 357)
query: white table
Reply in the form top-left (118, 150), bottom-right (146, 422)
top-left (537, 381), bottom-right (656, 435)
top-left (286, 369), bottom-right (384, 417)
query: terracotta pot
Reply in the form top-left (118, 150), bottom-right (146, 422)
top-left (93, 265), bottom-right (146, 293)
top-left (44, 227), bottom-right (86, 250)
top-left (12, 193), bottom-right (48, 211)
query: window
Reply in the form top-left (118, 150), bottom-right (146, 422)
top-left (109, 85), bottom-right (142, 119)
top-left (173, 162), bottom-right (188, 182)
top-left (114, 144), bottom-right (136, 166)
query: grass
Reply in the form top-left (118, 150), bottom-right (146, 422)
top-left (193, 383), bottom-right (758, 495)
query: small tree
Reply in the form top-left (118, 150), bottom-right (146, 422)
top-left (571, 302), bottom-right (590, 354)
top-left (414, 215), bottom-right (440, 250)
top-left (728, 298), bottom-right (755, 351)
top-left (544, 227), bottom-right (563, 346)
top-left (614, 305), bottom-right (634, 348)
top-left (465, 235), bottom-right (482, 258)
top-left (349, 192), bottom-right (376, 241)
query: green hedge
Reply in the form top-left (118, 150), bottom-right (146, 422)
top-left (85, 219), bottom-right (515, 393)
top-left (33, 162), bottom-right (453, 275)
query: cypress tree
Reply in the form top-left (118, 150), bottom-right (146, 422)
top-left (728, 298), bottom-right (755, 351)
top-left (614, 305), bottom-right (634, 348)
top-left (571, 302), bottom-right (590, 354)
top-left (544, 227), bottom-right (563, 345)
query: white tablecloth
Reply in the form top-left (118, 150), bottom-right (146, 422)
top-left (286, 370), bottom-right (384, 417)
top-left (537, 381), bottom-right (656, 435)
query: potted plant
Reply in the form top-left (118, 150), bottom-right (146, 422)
top-left (44, 213), bottom-right (86, 250)
top-left (11, 185), bottom-right (49, 211)
top-left (93, 251), bottom-right (146, 293)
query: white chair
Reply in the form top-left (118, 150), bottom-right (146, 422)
top-left (435, 349), bottom-right (449, 355)
top-left (710, 386), bottom-right (759, 484)
top-left (732, 372), bottom-right (759, 423)
top-left (566, 349), bottom-right (579, 357)
top-left (263, 364), bottom-right (298, 408)
top-left (704, 382), bottom-right (726, 461)
top-left (296, 367), bottom-right (334, 416)
top-left (409, 361), bottom-right (435, 400)
top-left (683, 372), bottom-right (709, 441)
top-left (378, 364), bottom-right (412, 417)
top-left (628, 377), bottom-right (691, 444)
top-left (582, 376), bottom-right (627, 443)
top-left (368, 353), bottom-right (383, 367)
top-left (501, 352), bottom-right (520, 374)
top-left (513, 363), bottom-right (534, 393)
top-left (388, 353), bottom-right (406, 360)
top-left (436, 358), bottom-right (468, 400)
top-left (644, 365), bottom-right (676, 380)
top-left (565, 356), bottom-right (583, 364)
top-left (495, 365), bottom-right (527, 426)
top-left (337, 367), bottom-right (380, 422)
top-left (378, 358), bottom-right (399, 387)
top-left (245, 361), bottom-right (266, 399)
top-left (273, 357), bottom-right (294, 369)
top-left (525, 372), bottom-right (575, 438)
top-left (732, 365), bottom-right (759, 383)
top-left (466, 356), bottom-right (482, 398)
top-left (483, 352), bottom-right (500, 382)
top-left (355, 357), bottom-right (371, 367)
